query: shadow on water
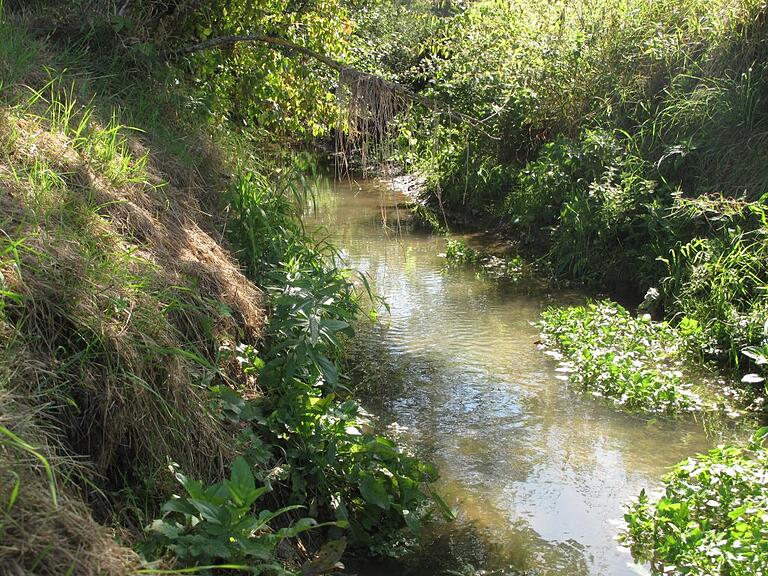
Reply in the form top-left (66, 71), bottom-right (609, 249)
top-left (307, 177), bottom-right (729, 576)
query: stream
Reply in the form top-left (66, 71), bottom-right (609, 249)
top-left (307, 178), bottom-right (722, 576)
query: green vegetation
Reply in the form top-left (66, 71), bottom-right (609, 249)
top-left (621, 429), bottom-right (768, 575)
top-left (143, 458), bottom-right (332, 570)
top-left (347, 5), bottom-right (768, 566)
top-left (540, 301), bottom-right (702, 413)
top-left (349, 0), bottom-right (768, 386)
top-left (222, 169), bottom-right (445, 550)
top-left (444, 239), bottom-right (481, 265)
top-left (0, 2), bottom-right (446, 574)
top-left (443, 239), bottom-right (528, 281)
top-left (3, 0), bottom-right (768, 573)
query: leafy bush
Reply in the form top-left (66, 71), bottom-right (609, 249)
top-left (505, 130), bottom-right (624, 233)
top-left (143, 457), bottom-right (334, 570)
top-left (540, 301), bottom-right (701, 413)
top-left (621, 429), bottom-right (768, 575)
top-left (444, 239), bottom-right (481, 265)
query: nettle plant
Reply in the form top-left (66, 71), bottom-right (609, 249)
top-left (539, 300), bottom-right (701, 413)
top-left (222, 167), bottom-right (450, 553)
top-left (239, 293), bottom-right (450, 550)
top-left (621, 428), bottom-right (768, 575)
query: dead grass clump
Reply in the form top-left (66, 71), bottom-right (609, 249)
top-left (0, 388), bottom-right (141, 575)
top-left (335, 67), bottom-right (409, 175)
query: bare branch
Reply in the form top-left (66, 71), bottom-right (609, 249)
top-left (117, 0), bottom-right (132, 17)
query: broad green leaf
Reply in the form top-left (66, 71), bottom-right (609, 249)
top-left (359, 474), bottom-right (390, 510)
top-left (230, 457), bottom-right (256, 492)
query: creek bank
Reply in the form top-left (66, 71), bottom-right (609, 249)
top-left (386, 171), bottom-right (765, 422)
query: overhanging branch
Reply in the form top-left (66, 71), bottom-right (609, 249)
top-left (167, 34), bottom-right (345, 73)
top-left (165, 34), bottom-right (495, 134)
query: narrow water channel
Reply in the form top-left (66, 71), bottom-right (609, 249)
top-left (308, 178), bottom-right (717, 576)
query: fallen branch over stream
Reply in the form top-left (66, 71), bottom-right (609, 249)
top-left (164, 34), bottom-right (494, 135)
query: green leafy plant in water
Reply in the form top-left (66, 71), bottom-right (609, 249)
top-left (621, 428), bottom-right (768, 575)
top-left (444, 239), bottom-right (481, 265)
top-left (143, 457), bottom-right (339, 571)
top-left (540, 300), bottom-right (701, 413)
top-left (443, 239), bottom-right (528, 282)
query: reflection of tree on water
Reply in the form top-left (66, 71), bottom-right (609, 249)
top-left (347, 512), bottom-right (588, 575)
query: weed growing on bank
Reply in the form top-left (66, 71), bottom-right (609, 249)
top-left (621, 429), bottom-right (768, 575)
top-left (215, 167), bottom-right (451, 551)
top-left (142, 457), bottom-right (344, 569)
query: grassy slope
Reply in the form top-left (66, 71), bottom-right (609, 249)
top-left (0, 13), bottom-right (268, 574)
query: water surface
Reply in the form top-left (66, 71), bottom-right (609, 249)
top-left (308, 178), bottom-right (716, 576)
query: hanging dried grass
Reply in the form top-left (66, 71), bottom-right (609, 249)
top-left (334, 68), bottom-right (411, 177)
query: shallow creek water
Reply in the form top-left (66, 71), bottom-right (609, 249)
top-left (307, 178), bottom-right (721, 576)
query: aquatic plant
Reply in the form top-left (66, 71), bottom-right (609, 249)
top-left (443, 239), bottom-right (528, 282)
top-left (444, 239), bottom-right (481, 265)
top-left (540, 301), bottom-right (701, 413)
top-left (621, 429), bottom-right (768, 575)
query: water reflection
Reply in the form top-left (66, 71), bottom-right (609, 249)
top-left (308, 178), bottom-right (715, 576)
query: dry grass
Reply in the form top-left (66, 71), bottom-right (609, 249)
top-left (0, 392), bottom-right (141, 575)
top-left (0, 98), bottom-right (264, 471)
top-left (335, 68), bottom-right (408, 175)
top-left (0, 21), bottom-right (268, 574)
